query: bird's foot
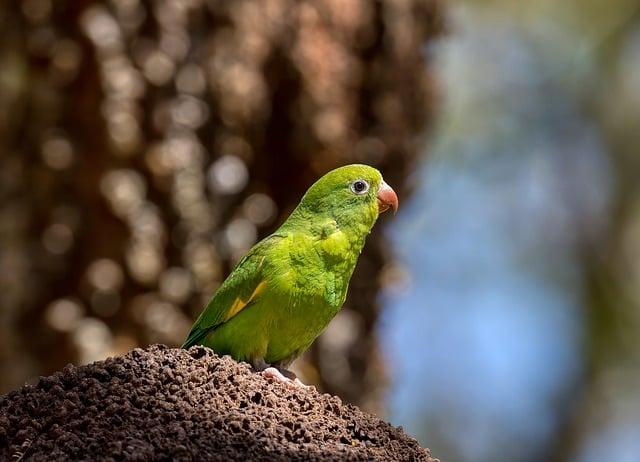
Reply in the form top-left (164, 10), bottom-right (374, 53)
top-left (253, 358), bottom-right (313, 389)
top-left (261, 366), bottom-right (290, 383)
top-left (261, 367), bottom-right (312, 389)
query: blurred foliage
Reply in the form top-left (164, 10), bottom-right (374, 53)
top-left (0, 0), bottom-right (444, 413)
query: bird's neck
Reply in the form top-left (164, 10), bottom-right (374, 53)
top-left (284, 209), bottom-right (373, 247)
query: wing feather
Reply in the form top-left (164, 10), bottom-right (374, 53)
top-left (182, 235), bottom-right (281, 348)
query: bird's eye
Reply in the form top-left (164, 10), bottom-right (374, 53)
top-left (350, 179), bottom-right (369, 195)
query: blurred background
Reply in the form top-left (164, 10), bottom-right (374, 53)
top-left (1, 1), bottom-right (640, 461)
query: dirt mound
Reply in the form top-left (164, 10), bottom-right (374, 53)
top-left (0, 345), bottom-right (436, 461)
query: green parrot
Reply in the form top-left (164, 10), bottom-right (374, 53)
top-left (182, 164), bottom-right (398, 385)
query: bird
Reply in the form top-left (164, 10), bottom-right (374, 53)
top-left (182, 164), bottom-right (398, 386)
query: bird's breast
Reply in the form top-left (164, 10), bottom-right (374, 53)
top-left (272, 230), bottom-right (362, 309)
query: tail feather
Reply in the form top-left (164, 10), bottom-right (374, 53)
top-left (181, 327), bottom-right (210, 349)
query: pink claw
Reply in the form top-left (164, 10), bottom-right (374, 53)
top-left (261, 367), bottom-right (313, 389)
top-left (261, 367), bottom-right (290, 383)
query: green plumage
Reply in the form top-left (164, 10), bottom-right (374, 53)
top-left (182, 164), bottom-right (391, 370)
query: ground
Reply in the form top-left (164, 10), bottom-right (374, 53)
top-left (0, 345), bottom-right (437, 461)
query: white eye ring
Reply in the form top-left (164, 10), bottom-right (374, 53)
top-left (350, 179), bottom-right (369, 195)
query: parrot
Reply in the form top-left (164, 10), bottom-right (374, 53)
top-left (182, 164), bottom-right (398, 386)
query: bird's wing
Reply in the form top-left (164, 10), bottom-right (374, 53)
top-left (182, 234), bottom-right (283, 349)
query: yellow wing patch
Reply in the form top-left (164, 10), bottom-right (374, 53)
top-left (225, 280), bottom-right (267, 321)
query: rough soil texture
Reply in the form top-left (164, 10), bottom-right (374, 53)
top-left (0, 345), bottom-right (436, 461)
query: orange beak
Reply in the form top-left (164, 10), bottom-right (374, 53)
top-left (377, 180), bottom-right (399, 214)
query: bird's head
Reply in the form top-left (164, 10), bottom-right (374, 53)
top-left (291, 164), bottom-right (398, 231)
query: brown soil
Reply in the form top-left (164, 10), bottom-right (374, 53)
top-left (0, 345), bottom-right (437, 461)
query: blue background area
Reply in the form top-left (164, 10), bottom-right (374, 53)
top-left (378, 5), bottom-right (635, 460)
